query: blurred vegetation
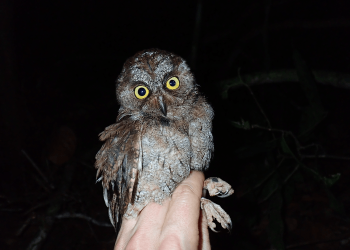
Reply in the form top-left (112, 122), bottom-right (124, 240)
top-left (219, 48), bottom-right (348, 250)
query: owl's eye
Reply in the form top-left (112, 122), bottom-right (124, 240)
top-left (134, 86), bottom-right (149, 99)
top-left (166, 77), bottom-right (180, 90)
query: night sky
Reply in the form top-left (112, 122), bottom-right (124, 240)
top-left (1, 0), bottom-right (350, 249)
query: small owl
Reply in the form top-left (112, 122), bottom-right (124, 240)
top-left (95, 49), bottom-right (233, 231)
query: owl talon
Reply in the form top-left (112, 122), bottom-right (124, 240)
top-left (204, 177), bottom-right (234, 198)
top-left (201, 197), bottom-right (232, 232)
top-left (217, 192), bottom-right (232, 198)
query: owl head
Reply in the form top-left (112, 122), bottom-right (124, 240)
top-left (116, 49), bottom-right (198, 120)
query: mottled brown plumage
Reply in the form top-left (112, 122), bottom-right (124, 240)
top-left (95, 49), bottom-right (233, 232)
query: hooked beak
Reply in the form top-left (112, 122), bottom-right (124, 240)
top-left (158, 96), bottom-right (167, 116)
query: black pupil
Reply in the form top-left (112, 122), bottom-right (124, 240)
top-left (169, 79), bottom-right (176, 87)
top-left (138, 87), bottom-right (146, 96)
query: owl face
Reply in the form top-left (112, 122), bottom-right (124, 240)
top-left (116, 49), bottom-right (198, 119)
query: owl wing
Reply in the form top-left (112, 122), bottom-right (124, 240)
top-left (189, 97), bottom-right (214, 171)
top-left (95, 115), bottom-right (142, 230)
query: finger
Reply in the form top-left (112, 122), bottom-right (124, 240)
top-left (198, 209), bottom-right (211, 250)
top-left (115, 217), bottom-right (137, 250)
top-left (159, 171), bottom-right (205, 249)
top-left (115, 201), bottom-right (170, 250)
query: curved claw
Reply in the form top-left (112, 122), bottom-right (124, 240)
top-left (201, 197), bottom-right (232, 233)
top-left (217, 188), bottom-right (234, 198)
top-left (218, 192), bottom-right (232, 198)
top-left (210, 220), bottom-right (232, 232)
top-left (227, 219), bottom-right (232, 232)
top-left (204, 177), bottom-right (234, 198)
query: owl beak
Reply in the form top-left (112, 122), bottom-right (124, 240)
top-left (158, 96), bottom-right (167, 116)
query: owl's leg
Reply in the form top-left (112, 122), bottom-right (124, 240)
top-left (201, 177), bottom-right (233, 231)
top-left (203, 177), bottom-right (234, 198)
top-left (201, 198), bottom-right (232, 232)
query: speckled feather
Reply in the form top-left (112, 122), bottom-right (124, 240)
top-left (95, 49), bottom-right (214, 230)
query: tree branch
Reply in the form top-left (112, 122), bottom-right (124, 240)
top-left (301, 154), bottom-right (350, 161)
top-left (26, 163), bottom-right (76, 250)
top-left (221, 69), bottom-right (350, 98)
top-left (238, 70), bottom-right (273, 131)
top-left (56, 212), bottom-right (113, 227)
top-left (21, 149), bottom-right (54, 189)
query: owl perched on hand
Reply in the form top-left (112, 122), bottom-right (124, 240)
top-left (95, 49), bottom-right (233, 231)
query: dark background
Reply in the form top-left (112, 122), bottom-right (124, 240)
top-left (1, 0), bottom-right (350, 249)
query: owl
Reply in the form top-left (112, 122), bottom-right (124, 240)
top-left (95, 49), bottom-right (233, 232)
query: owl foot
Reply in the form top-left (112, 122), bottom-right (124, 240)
top-left (203, 177), bottom-right (234, 198)
top-left (201, 198), bottom-right (232, 232)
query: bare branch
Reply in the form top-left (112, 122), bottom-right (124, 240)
top-left (238, 70), bottom-right (274, 131)
top-left (221, 70), bottom-right (350, 99)
top-left (250, 125), bottom-right (350, 163)
top-left (16, 215), bottom-right (35, 236)
top-left (302, 154), bottom-right (350, 161)
top-left (205, 19), bottom-right (350, 45)
top-left (26, 163), bottom-right (76, 250)
top-left (21, 150), bottom-right (54, 189)
top-left (241, 158), bottom-right (285, 197)
top-left (26, 217), bottom-right (54, 250)
top-left (56, 212), bottom-right (113, 227)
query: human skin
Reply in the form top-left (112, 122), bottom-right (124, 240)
top-left (114, 171), bottom-right (211, 250)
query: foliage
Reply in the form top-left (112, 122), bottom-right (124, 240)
top-left (220, 49), bottom-right (346, 250)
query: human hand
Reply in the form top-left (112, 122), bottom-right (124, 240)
top-left (114, 171), bottom-right (211, 250)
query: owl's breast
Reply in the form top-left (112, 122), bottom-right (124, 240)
top-left (137, 122), bottom-right (192, 201)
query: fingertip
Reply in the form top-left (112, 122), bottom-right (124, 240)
top-left (188, 170), bottom-right (205, 185)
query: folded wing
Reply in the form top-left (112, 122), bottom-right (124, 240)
top-left (95, 115), bottom-right (142, 230)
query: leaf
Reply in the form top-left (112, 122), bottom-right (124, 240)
top-left (220, 79), bottom-right (244, 99)
top-left (231, 119), bottom-right (251, 130)
top-left (268, 189), bottom-right (285, 250)
top-left (302, 167), bottom-right (341, 187)
top-left (323, 173), bottom-right (341, 187)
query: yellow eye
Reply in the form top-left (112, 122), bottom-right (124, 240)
top-left (134, 86), bottom-right (149, 99)
top-left (166, 77), bottom-right (180, 90)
